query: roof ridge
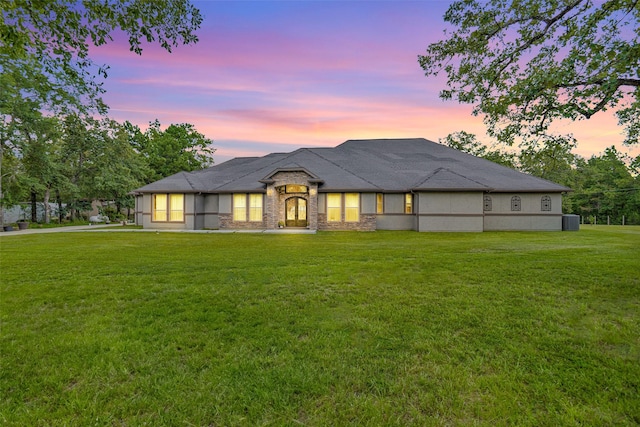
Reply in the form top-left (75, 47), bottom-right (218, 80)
top-left (308, 148), bottom-right (382, 190)
top-left (412, 167), bottom-right (489, 189)
top-left (182, 171), bottom-right (203, 191)
top-left (208, 150), bottom-right (300, 190)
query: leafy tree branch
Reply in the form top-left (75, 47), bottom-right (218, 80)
top-left (419, 0), bottom-right (640, 146)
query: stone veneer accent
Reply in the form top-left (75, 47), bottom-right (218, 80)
top-left (265, 171), bottom-right (319, 230)
top-left (317, 213), bottom-right (376, 231)
top-left (219, 213), bottom-right (266, 229)
top-left (217, 171), bottom-right (377, 231)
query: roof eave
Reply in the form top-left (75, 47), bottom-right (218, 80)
top-left (490, 187), bottom-right (572, 193)
top-left (411, 187), bottom-right (493, 192)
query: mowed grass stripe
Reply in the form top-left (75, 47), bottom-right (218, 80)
top-left (1, 227), bottom-right (639, 425)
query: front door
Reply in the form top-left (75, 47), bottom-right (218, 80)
top-left (285, 197), bottom-right (307, 227)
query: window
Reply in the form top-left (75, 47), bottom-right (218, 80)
top-left (327, 193), bottom-right (341, 222)
top-left (405, 193), bottom-right (413, 214)
top-left (376, 193), bottom-right (384, 214)
top-left (153, 194), bottom-right (167, 221)
top-left (233, 193), bottom-right (263, 222)
top-left (511, 196), bottom-right (521, 211)
top-left (541, 195), bottom-right (551, 211)
top-left (233, 194), bottom-right (247, 221)
top-left (345, 193), bottom-right (359, 222)
top-left (153, 194), bottom-right (184, 222)
top-left (286, 185), bottom-right (307, 193)
top-left (169, 194), bottom-right (184, 221)
top-left (483, 195), bottom-right (492, 212)
top-left (249, 194), bottom-right (263, 221)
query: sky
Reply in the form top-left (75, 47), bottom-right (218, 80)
top-left (90, 0), bottom-right (636, 164)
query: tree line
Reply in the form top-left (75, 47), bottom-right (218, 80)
top-left (1, 0), bottom-right (205, 225)
top-left (0, 114), bottom-right (213, 224)
top-left (442, 132), bottom-right (640, 225)
top-left (2, 1), bottom-right (638, 226)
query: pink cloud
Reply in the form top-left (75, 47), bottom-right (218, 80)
top-left (91, 1), bottom-right (631, 165)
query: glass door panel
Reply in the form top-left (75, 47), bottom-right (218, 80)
top-left (284, 197), bottom-right (308, 227)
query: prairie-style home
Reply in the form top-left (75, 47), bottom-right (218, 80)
top-left (132, 138), bottom-right (570, 232)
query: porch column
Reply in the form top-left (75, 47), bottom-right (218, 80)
top-left (265, 184), bottom-right (277, 229)
top-left (308, 183), bottom-right (318, 230)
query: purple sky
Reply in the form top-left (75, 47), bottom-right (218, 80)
top-left (91, 0), bottom-right (634, 164)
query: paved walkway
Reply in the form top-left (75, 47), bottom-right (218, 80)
top-left (0, 224), bottom-right (123, 236)
top-left (0, 224), bottom-right (316, 236)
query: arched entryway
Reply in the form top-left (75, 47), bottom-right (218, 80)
top-left (285, 197), bottom-right (307, 227)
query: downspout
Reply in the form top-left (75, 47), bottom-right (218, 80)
top-left (194, 192), bottom-right (200, 230)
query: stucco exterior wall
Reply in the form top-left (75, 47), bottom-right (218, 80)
top-left (317, 193), bottom-right (326, 214)
top-left (384, 193), bottom-right (405, 214)
top-left (416, 192), bottom-right (483, 232)
top-left (361, 193), bottom-right (376, 214)
top-left (203, 194), bottom-right (219, 229)
top-left (138, 193), bottom-right (195, 230)
top-left (135, 190), bottom-right (565, 232)
top-left (419, 215), bottom-right (484, 232)
top-left (483, 214), bottom-right (562, 231)
top-left (134, 195), bottom-right (144, 225)
top-left (193, 194), bottom-right (205, 230)
top-left (219, 194), bottom-right (232, 214)
top-left (376, 214), bottom-right (415, 230)
top-left (483, 193), bottom-right (563, 231)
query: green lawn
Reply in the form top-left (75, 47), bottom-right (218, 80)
top-left (1, 227), bottom-right (639, 426)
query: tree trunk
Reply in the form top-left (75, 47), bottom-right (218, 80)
top-left (44, 187), bottom-right (51, 224)
top-left (57, 190), bottom-right (63, 223)
top-left (0, 142), bottom-right (4, 228)
top-left (31, 191), bottom-right (37, 222)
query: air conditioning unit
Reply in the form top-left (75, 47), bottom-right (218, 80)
top-left (562, 214), bottom-right (580, 231)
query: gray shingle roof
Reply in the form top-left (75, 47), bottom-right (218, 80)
top-left (133, 138), bottom-right (570, 194)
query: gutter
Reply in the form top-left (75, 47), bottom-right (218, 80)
top-left (194, 193), bottom-right (198, 230)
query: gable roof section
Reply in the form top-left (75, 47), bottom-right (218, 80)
top-left (134, 171), bottom-right (205, 193)
top-left (329, 138), bottom-right (569, 193)
top-left (413, 168), bottom-right (491, 191)
top-left (133, 138), bottom-right (570, 194)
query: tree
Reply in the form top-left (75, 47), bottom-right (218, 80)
top-left (58, 115), bottom-right (110, 220)
top-left (139, 120), bottom-right (215, 181)
top-left (440, 131), bottom-right (517, 168)
top-left (1, 0), bottom-right (203, 227)
top-left (572, 146), bottom-right (640, 224)
top-left (91, 121), bottom-right (149, 217)
top-left (1, 0), bottom-right (203, 115)
top-left (419, 0), bottom-right (640, 146)
top-left (518, 134), bottom-right (578, 185)
top-left (18, 115), bottom-right (65, 223)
